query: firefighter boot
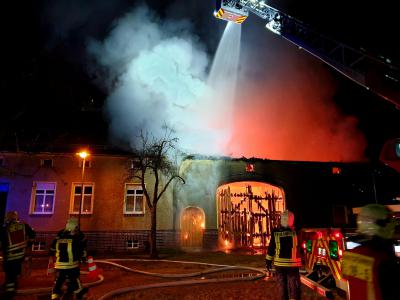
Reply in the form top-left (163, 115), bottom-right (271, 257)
top-left (75, 287), bottom-right (88, 300)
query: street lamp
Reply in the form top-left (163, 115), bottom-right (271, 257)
top-left (77, 150), bottom-right (90, 228)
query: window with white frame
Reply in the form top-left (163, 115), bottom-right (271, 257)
top-left (71, 183), bottom-right (94, 214)
top-left (124, 184), bottom-right (144, 214)
top-left (31, 182), bottom-right (56, 214)
top-left (126, 240), bottom-right (139, 249)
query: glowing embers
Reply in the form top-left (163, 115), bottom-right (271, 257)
top-left (217, 181), bottom-right (285, 250)
top-left (214, 0), bottom-right (248, 24)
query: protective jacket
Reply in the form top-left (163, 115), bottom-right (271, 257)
top-left (342, 237), bottom-right (400, 300)
top-left (0, 220), bottom-right (35, 261)
top-left (266, 226), bottom-right (302, 267)
top-left (50, 229), bottom-right (87, 269)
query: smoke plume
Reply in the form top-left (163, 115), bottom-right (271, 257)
top-left (88, 5), bottom-right (221, 154)
top-left (89, 3), bottom-right (367, 162)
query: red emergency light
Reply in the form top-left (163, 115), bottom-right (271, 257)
top-left (334, 232), bottom-right (342, 239)
top-left (302, 241), bottom-right (306, 249)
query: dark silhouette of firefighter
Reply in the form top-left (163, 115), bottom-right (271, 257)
top-left (342, 204), bottom-right (400, 300)
top-left (266, 210), bottom-right (302, 300)
top-left (0, 211), bottom-right (35, 299)
top-left (50, 217), bottom-right (88, 300)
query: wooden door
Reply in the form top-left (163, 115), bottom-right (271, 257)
top-left (181, 207), bottom-right (205, 248)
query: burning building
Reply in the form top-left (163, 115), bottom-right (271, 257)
top-left (1, 150), bottom-right (399, 253)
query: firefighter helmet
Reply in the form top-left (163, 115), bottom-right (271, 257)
top-left (281, 210), bottom-right (294, 228)
top-left (357, 204), bottom-right (395, 239)
top-left (66, 217), bottom-right (78, 232)
top-left (5, 211), bottom-right (18, 224)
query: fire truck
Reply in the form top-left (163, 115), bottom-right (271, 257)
top-left (298, 228), bottom-right (352, 298)
top-left (298, 219), bottom-right (400, 298)
top-left (214, 0), bottom-right (400, 298)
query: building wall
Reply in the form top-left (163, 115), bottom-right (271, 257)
top-left (0, 152), bottom-right (174, 232)
top-left (2, 152), bottom-right (399, 252)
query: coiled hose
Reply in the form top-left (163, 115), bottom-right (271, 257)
top-left (96, 258), bottom-right (266, 300)
top-left (15, 258), bottom-right (266, 298)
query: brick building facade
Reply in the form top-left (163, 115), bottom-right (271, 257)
top-left (0, 151), bottom-right (176, 253)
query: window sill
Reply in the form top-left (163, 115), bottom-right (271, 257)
top-left (124, 212), bottom-right (145, 216)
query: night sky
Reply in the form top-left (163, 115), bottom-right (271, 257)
top-left (1, 0), bottom-right (399, 161)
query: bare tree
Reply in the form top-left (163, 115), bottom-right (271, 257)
top-left (128, 126), bottom-right (185, 258)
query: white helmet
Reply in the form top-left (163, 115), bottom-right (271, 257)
top-left (281, 210), bottom-right (294, 228)
top-left (66, 217), bottom-right (78, 232)
top-left (357, 204), bottom-right (395, 239)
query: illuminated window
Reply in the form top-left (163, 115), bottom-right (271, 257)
top-left (70, 183), bottom-right (94, 214)
top-left (32, 241), bottom-right (46, 251)
top-left (127, 240), bottom-right (139, 249)
top-left (30, 182), bottom-right (56, 215)
top-left (124, 184), bottom-right (145, 214)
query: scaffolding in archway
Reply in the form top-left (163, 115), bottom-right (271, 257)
top-left (217, 182), bottom-right (284, 248)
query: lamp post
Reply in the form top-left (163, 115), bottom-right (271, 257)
top-left (77, 150), bottom-right (89, 228)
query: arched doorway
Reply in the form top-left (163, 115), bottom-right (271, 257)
top-left (217, 181), bottom-right (285, 250)
top-left (180, 206), bottom-right (205, 249)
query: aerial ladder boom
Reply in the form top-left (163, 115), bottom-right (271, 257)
top-left (214, 0), bottom-right (400, 108)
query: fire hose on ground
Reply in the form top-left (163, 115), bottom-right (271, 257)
top-left (15, 271), bottom-right (105, 295)
top-left (13, 258), bottom-right (267, 298)
top-left (95, 258), bottom-right (267, 300)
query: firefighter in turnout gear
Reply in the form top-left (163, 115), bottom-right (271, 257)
top-left (50, 217), bottom-right (88, 300)
top-left (0, 211), bottom-right (35, 299)
top-left (266, 210), bottom-right (302, 300)
top-left (342, 204), bottom-right (400, 300)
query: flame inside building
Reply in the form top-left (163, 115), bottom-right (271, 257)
top-left (217, 181), bottom-right (285, 249)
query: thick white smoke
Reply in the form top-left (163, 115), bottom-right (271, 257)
top-left (89, 5), bottom-right (231, 155)
top-left (88, 3), bottom-right (367, 162)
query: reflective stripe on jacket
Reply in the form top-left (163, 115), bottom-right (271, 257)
top-left (50, 229), bottom-right (87, 270)
top-left (266, 227), bottom-right (302, 267)
top-left (0, 221), bottom-right (35, 261)
top-left (342, 236), bottom-right (400, 300)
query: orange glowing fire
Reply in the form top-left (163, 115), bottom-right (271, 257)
top-left (227, 79), bottom-right (367, 162)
